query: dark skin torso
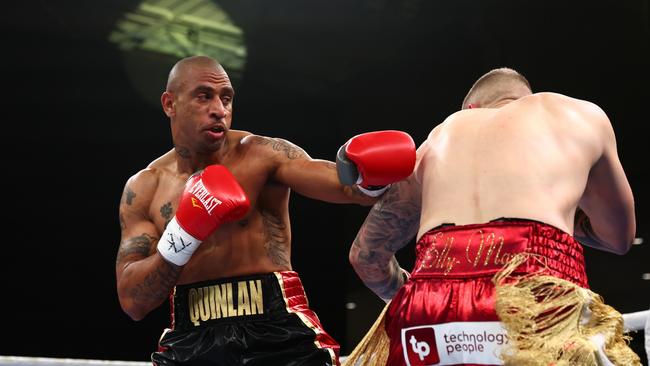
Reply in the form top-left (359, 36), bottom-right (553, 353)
top-left (149, 133), bottom-right (293, 283)
top-left (116, 130), bottom-right (373, 319)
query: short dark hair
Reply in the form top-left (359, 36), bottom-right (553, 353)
top-left (461, 68), bottom-right (532, 109)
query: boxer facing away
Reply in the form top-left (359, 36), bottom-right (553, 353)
top-left (345, 68), bottom-right (641, 366)
top-left (115, 56), bottom-right (416, 366)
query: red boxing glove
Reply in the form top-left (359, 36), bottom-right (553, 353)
top-left (337, 130), bottom-right (416, 196)
top-left (158, 165), bottom-right (250, 265)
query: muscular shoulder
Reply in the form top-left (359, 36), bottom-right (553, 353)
top-left (121, 167), bottom-right (161, 213)
top-left (533, 93), bottom-right (611, 134)
top-left (524, 93), bottom-right (606, 119)
top-left (240, 133), bottom-right (310, 160)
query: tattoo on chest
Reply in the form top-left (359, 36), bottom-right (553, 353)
top-left (257, 138), bottom-right (306, 160)
top-left (160, 202), bottom-right (173, 227)
top-left (123, 187), bottom-right (136, 205)
top-left (261, 211), bottom-right (290, 266)
top-left (116, 233), bottom-right (158, 264)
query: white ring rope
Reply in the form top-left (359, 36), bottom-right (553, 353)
top-left (0, 356), bottom-right (349, 366)
top-left (0, 310), bottom-right (647, 366)
top-left (623, 310), bottom-right (649, 332)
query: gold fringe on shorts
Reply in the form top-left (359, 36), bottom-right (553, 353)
top-left (343, 303), bottom-right (391, 366)
top-left (493, 254), bottom-right (641, 366)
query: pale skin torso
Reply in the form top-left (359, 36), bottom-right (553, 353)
top-left (418, 92), bottom-right (601, 238)
top-left (117, 130), bottom-right (374, 319)
top-left (350, 92), bottom-right (635, 300)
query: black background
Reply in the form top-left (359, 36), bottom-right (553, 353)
top-left (1, 0), bottom-right (649, 363)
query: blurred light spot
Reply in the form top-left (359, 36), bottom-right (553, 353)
top-left (345, 302), bottom-right (357, 310)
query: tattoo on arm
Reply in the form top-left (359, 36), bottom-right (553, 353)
top-left (261, 211), bottom-right (290, 267)
top-left (367, 187), bottom-right (421, 251)
top-left (255, 137), bottom-right (308, 160)
top-left (160, 202), bottom-right (173, 228)
top-left (351, 186), bottom-right (420, 299)
top-left (116, 233), bottom-right (158, 264)
top-left (122, 187), bottom-right (136, 205)
top-left (129, 260), bottom-right (182, 306)
top-left (357, 256), bottom-right (405, 300)
top-left (117, 233), bottom-right (182, 306)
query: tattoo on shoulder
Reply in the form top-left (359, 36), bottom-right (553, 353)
top-left (116, 233), bottom-right (158, 264)
top-left (255, 137), bottom-right (307, 160)
top-left (122, 187), bottom-right (136, 205)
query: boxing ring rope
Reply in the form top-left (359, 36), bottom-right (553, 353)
top-left (624, 310), bottom-right (649, 332)
top-left (0, 356), bottom-right (350, 366)
top-left (0, 312), bottom-right (646, 366)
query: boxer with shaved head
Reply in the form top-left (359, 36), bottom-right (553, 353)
top-left (115, 55), bottom-right (416, 366)
top-left (346, 68), bottom-right (640, 366)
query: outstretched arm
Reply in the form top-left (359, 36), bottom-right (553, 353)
top-left (251, 132), bottom-right (415, 206)
top-left (349, 174), bottom-right (422, 301)
top-left (248, 135), bottom-right (375, 204)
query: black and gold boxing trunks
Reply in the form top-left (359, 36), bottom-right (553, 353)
top-left (152, 271), bottom-right (340, 366)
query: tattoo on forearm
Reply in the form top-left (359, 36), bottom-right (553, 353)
top-left (261, 211), bottom-right (290, 266)
top-left (129, 260), bottom-right (182, 305)
top-left (366, 187), bottom-right (421, 251)
top-left (351, 185), bottom-right (420, 298)
top-left (352, 237), bottom-right (405, 299)
top-left (362, 259), bottom-right (404, 300)
top-left (256, 137), bottom-right (307, 160)
top-left (116, 233), bottom-right (158, 264)
top-left (160, 202), bottom-right (173, 227)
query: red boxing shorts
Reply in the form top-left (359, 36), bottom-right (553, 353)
top-left (152, 271), bottom-right (340, 366)
top-left (385, 218), bottom-right (588, 366)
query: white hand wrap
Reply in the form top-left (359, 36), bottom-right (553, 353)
top-left (358, 184), bottom-right (390, 197)
top-left (355, 175), bottom-right (390, 197)
top-left (157, 217), bottom-right (201, 266)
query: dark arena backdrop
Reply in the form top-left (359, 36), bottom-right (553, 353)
top-left (1, 0), bottom-right (649, 364)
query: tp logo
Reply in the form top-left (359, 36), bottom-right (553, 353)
top-left (403, 327), bottom-right (440, 365)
